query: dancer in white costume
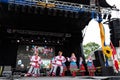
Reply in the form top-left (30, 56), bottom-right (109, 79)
top-left (48, 57), bottom-right (56, 76)
top-left (32, 53), bottom-right (42, 77)
top-left (26, 46), bottom-right (42, 77)
top-left (52, 51), bottom-right (66, 76)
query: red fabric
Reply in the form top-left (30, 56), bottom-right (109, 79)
top-left (89, 72), bottom-right (94, 76)
top-left (57, 59), bottom-right (62, 62)
top-left (79, 64), bottom-right (85, 76)
top-left (110, 42), bottom-right (119, 71)
top-left (80, 64), bottom-right (86, 72)
top-left (114, 60), bottom-right (119, 71)
top-left (52, 72), bottom-right (55, 76)
top-left (72, 71), bottom-right (76, 77)
top-left (34, 61), bottom-right (38, 63)
top-left (62, 72), bottom-right (65, 76)
top-left (110, 42), bottom-right (117, 59)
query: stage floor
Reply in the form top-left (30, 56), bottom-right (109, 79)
top-left (0, 76), bottom-right (117, 80)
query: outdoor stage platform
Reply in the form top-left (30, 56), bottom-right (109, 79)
top-left (0, 76), bottom-right (120, 80)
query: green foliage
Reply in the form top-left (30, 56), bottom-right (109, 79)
top-left (83, 42), bottom-right (100, 58)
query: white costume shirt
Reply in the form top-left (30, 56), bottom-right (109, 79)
top-left (55, 56), bottom-right (66, 66)
top-left (30, 55), bottom-right (42, 68)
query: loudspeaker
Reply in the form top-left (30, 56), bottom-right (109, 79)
top-left (2, 66), bottom-right (12, 78)
top-left (101, 66), bottom-right (114, 76)
top-left (93, 50), bottom-right (114, 76)
top-left (109, 19), bottom-right (120, 47)
top-left (94, 50), bottom-right (105, 67)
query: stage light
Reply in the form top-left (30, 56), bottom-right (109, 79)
top-left (17, 40), bottom-right (20, 43)
top-left (45, 40), bottom-right (47, 43)
top-left (107, 14), bottom-right (112, 21)
top-left (57, 40), bottom-right (60, 44)
top-left (96, 13), bottom-right (102, 22)
top-left (26, 46), bottom-right (29, 51)
top-left (103, 13), bottom-right (107, 19)
top-left (31, 40), bottom-right (34, 42)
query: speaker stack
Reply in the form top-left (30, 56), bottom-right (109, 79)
top-left (109, 19), bottom-right (120, 47)
top-left (93, 50), bottom-right (114, 76)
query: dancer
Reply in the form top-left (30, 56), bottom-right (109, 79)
top-left (25, 52), bottom-right (42, 77)
top-left (52, 51), bottom-right (66, 76)
top-left (32, 53), bottom-right (42, 77)
top-left (67, 53), bottom-right (78, 77)
top-left (62, 62), bottom-right (67, 76)
top-left (87, 56), bottom-right (96, 76)
top-left (48, 56), bottom-right (56, 76)
top-left (79, 57), bottom-right (86, 76)
top-left (34, 46), bottom-right (39, 54)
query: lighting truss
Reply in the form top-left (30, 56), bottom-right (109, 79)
top-left (7, 0), bottom-right (120, 20)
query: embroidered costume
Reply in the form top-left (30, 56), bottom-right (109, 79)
top-left (79, 57), bottom-right (86, 76)
top-left (52, 51), bottom-right (66, 76)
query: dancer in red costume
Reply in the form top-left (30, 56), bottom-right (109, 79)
top-left (79, 57), bottom-right (86, 76)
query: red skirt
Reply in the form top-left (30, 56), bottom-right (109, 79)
top-left (88, 65), bottom-right (96, 72)
top-left (79, 64), bottom-right (86, 72)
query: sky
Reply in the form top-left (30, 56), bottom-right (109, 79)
top-left (82, 0), bottom-right (120, 46)
top-left (82, 19), bottom-right (110, 46)
top-left (106, 0), bottom-right (120, 9)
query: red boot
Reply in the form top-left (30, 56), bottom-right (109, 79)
top-left (81, 72), bottom-right (85, 76)
top-left (59, 73), bottom-right (62, 77)
top-left (25, 73), bottom-right (32, 77)
top-left (47, 72), bottom-right (51, 76)
top-left (52, 72), bottom-right (55, 77)
top-left (72, 71), bottom-right (76, 77)
top-left (62, 72), bottom-right (65, 76)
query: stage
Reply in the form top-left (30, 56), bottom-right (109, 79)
top-left (0, 0), bottom-right (119, 79)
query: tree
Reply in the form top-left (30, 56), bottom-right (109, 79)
top-left (83, 42), bottom-right (100, 58)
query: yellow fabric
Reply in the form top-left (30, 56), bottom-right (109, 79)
top-left (0, 66), bottom-right (3, 76)
top-left (99, 23), bottom-right (112, 58)
top-left (99, 23), bottom-right (105, 48)
top-left (103, 46), bottom-right (112, 58)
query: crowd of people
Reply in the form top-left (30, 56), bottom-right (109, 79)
top-left (24, 46), bottom-right (96, 77)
